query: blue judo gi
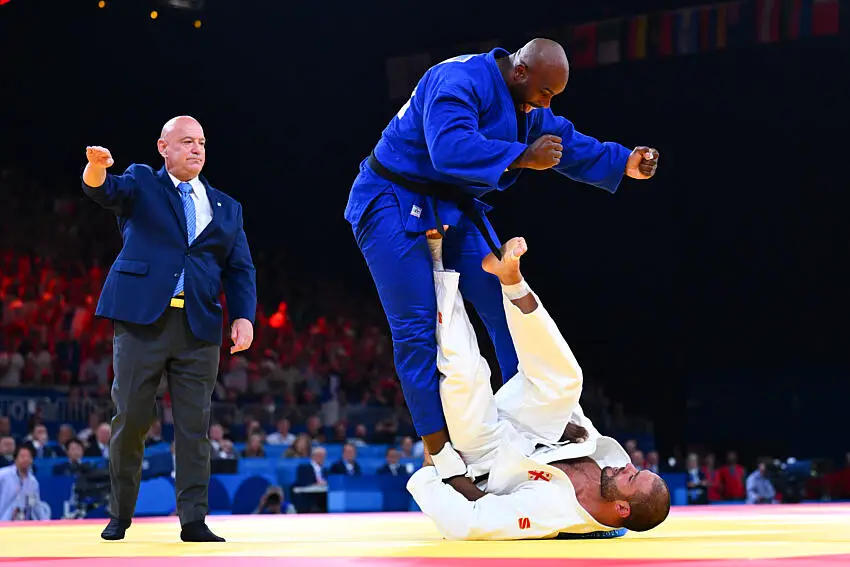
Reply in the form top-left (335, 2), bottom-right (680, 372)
top-left (344, 47), bottom-right (632, 437)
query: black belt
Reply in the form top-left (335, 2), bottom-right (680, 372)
top-left (367, 152), bottom-right (502, 260)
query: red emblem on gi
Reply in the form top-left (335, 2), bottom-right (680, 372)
top-left (518, 517), bottom-right (531, 530)
top-left (438, 311), bottom-right (443, 324)
top-left (528, 470), bottom-right (552, 482)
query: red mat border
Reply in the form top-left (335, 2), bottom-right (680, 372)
top-left (2, 557), bottom-right (850, 567)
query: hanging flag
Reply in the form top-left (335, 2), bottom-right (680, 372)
top-left (654, 10), bottom-right (675, 56)
top-left (596, 19), bottom-right (622, 65)
top-left (700, 5), bottom-right (720, 51)
top-left (716, 3), bottom-right (729, 48)
top-left (812, 0), bottom-right (839, 35)
top-left (627, 14), bottom-right (649, 60)
top-left (569, 23), bottom-right (598, 69)
top-left (674, 7), bottom-right (700, 55)
top-left (782, 0), bottom-right (802, 40)
top-left (756, 0), bottom-right (781, 43)
top-left (726, 1), bottom-right (748, 46)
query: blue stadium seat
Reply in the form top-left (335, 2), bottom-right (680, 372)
top-left (231, 475), bottom-right (273, 515)
top-left (136, 478), bottom-right (176, 516)
top-left (208, 475), bottom-right (231, 513)
top-left (237, 457), bottom-right (275, 476)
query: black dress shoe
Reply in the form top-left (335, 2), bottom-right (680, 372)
top-left (180, 520), bottom-right (225, 542)
top-left (101, 517), bottom-right (132, 541)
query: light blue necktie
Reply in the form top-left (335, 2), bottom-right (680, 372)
top-left (173, 182), bottom-right (196, 296)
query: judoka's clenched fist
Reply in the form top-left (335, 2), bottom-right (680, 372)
top-left (626, 146), bottom-right (659, 179)
top-left (86, 146), bottom-right (115, 169)
top-left (511, 135), bottom-right (563, 170)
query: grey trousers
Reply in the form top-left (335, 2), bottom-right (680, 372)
top-left (108, 306), bottom-right (219, 525)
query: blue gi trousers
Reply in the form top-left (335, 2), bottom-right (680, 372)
top-left (353, 190), bottom-right (519, 437)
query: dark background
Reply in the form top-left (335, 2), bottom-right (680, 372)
top-left (1, 0), bottom-right (848, 461)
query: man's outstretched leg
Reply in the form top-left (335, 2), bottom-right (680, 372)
top-left (482, 237), bottom-right (587, 444)
top-left (429, 231), bottom-right (531, 479)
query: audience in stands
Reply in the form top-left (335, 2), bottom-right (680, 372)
top-left (284, 434), bottom-right (313, 459)
top-left (718, 451), bottom-right (747, 501)
top-left (266, 418), bottom-right (295, 445)
top-left (0, 437), bottom-right (14, 468)
top-left (52, 439), bottom-right (90, 476)
top-left (292, 446), bottom-right (328, 513)
top-left (329, 443), bottom-right (361, 476)
top-left (0, 445), bottom-right (50, 520)
top-left (377, 447), bottom-right (413, 477)
top-left (686, 453), bottom-right (709, 505)
top-left (702, 454), bottom-right (722, 503)
top-left (23, 424), bottom-right (59, 459)
top-left (746, 460), bottom-right (778, 504)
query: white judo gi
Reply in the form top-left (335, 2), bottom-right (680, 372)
top-left (406, 269), bottom-right (633, 540)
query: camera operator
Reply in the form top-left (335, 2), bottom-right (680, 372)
top-left (254, 486), bottom-right (287, 514)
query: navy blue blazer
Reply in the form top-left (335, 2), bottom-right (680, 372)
top-left (82, 164), bottom-right (257, 345)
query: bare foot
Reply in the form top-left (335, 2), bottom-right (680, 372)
top-left (482, 237), bottom-right (527, 285)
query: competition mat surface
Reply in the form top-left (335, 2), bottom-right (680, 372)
top-left (2, 503), bottom-right (849, 567)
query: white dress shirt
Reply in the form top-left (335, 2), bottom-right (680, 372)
top-left (168, 172), bottom-right (213, 237)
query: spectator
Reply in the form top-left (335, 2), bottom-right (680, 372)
top-left (0, 418), bottom-right (11, 440)
top-left (209, 423), bottom-right (225, 454)
top-left (630, 450), bottom-right (645, 470)
top-left (241, 434), bottom-right (266, 458)
top-left (84, 423), bottom-right (110, 458)
top-left (746, 461), bottom-right (777, 504)
top-left (55, 424), bottom-right (76, 457)
top-left (377, 447), bottom-right (412, 476)
top-left (144, 419), bottom-right (166, 448)
top-left (53, 439), bottom-right (90, 476)
top-left (292, 446), bottom-right (327, 513)
top-left (686, 453), bottom-right (708, 505)
top-left (330, 422), bottom-right (348, 444)
top-left (399, 436), bottom-right (414, 458)
top-left (0, 445), bottom-right (50, 520)
top-left (624, 439), bottom-right (638, 455)
top-left (645, 450), bottom-right (661, 474)
top-left (284, 433), bottom-right (312, 458)
top-left (348, 424), bottom-right (369, 448)
top-left (217, 439), bottom-right (238, 460)
top-left (77, 412), bottom-right (102, 446)
top-left (23, 424), bottom-right (58, 459)
top-left (718, 451), bottom-right (746, 501)
top-left (0, 437), bottom-right (15, 468)
top-left (266, 418), bottom-right (295, 445)
top-left (329, 443), bottom-right (361, 476)
top-left (702, 453), bottom-right (722, 502)
top-left (305, 416), bottom-right (325, 444)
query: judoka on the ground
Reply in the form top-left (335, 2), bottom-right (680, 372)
top-left (343, 38), bottom-right (660, 480)
top-left (406, 234), bottom-right (670, 540)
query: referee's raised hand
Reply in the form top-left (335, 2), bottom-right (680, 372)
top-left (86, 146), bottom-right (114, 169)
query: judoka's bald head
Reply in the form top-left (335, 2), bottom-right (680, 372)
top-left (499, 38), bottom-right (570, 113)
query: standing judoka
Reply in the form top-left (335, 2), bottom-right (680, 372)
top-left (344, 38), bottom-right (660, 480)
top-left (406, 234), bottom-right (670, 540)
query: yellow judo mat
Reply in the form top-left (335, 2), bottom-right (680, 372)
top-left (2, 503), bottom-right (849, 566)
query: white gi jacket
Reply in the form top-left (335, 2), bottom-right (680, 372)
top-left (407, 271), bottom-right (631, 540)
